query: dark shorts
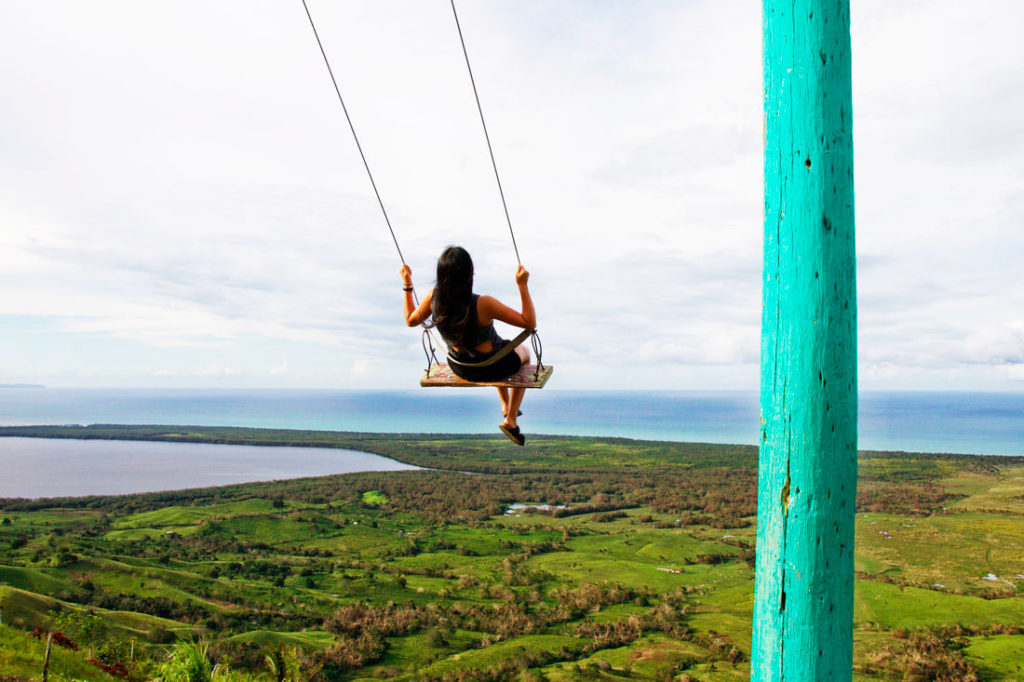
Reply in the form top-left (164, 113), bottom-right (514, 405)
top-left (449, 339), bottom-right (523, 383)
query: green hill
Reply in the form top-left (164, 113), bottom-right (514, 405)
top-left (0, 425), bottom-right (1022, 679)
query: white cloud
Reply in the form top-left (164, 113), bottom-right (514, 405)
top-left (195, 363), bottom-right (239, 378)
top-left (963, 325), bottom-right (1024, 365)
top-left (637, 324), bottom-right (759, 366)
top-left (1, 0), bottom-right (1022, 390)
top-left (269, 362), bottom-right (289, 376)
top-left (350, 360), bottom-right (374, 380)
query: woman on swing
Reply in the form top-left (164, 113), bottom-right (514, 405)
top-left (401, 246), bottom-right (535, 446)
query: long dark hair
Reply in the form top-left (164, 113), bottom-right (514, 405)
top-left (432, 246), bottom-right (475, 348)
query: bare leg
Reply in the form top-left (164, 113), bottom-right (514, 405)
top-left (497, 387), bottom-right (510, 416)
top-left (502, 346), bottom-right (531, 429)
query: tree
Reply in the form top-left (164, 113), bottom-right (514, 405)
top-left (79, 611), bottom-right (109, 658)
top-left (265, 646), bottom-right (305, 682)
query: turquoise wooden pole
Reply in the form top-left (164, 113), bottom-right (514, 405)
top-left (752, 0), bottom-right (857, 679)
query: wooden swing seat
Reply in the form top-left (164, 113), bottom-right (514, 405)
top-left (420, 363), bottom-right (553, 388)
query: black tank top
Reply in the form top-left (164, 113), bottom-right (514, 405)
top-left (454, 294), bottom-right (503, 355)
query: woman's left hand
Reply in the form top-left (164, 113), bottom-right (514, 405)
top-left (400, 264), bottom-right (413, 287)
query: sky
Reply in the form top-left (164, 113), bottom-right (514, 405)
top-left (1, 0), bottom-right (1022, 391)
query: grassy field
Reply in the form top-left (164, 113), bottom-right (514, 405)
top-left (0, 425), bottom-right (1023, 680)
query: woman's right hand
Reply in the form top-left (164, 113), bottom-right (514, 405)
top-left (400, 264), bottom-right (413, 287)
top-left (515, 265), bottom-right (529, 287)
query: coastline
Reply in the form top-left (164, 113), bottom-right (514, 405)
top-left (2, 388), bottom-right (1023, 456)
top-left (3, 424), bottom-right (1024, 501)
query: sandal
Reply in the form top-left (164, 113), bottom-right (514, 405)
top-left (499, 423), bottom-right (525, 446)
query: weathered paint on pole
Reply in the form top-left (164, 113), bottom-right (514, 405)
top-left (752, 0), bottom-right (857, 679)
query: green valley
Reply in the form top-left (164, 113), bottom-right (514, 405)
top-left (1, 425), bottom-right (1023, 680)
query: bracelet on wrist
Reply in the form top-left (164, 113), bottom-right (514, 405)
top-left (403, 286), bottom-right (413, 292)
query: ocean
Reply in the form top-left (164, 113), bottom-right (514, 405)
top-left (1, 388), bottom-right (1022, 456)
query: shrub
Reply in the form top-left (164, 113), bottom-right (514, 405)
top-left (157, 640), bottom-right (213, 682)
top-left (30, 627), bottom-right (78, 651)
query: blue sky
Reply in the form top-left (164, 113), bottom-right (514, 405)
top-left (2, 0), bottom-right (1022, 391)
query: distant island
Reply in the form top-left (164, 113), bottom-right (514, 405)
top-left (0, 384), bottom-right (44, 389)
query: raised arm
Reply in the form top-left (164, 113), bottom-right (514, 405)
top-left (478, 265), bottom-right (536, 330)
top-left (400, 264), bottom-right (433, 327)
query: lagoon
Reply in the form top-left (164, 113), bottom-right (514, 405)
top-left (0, 437), bottom-right (419, 499)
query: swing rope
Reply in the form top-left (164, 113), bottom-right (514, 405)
top-left (300, 0), bottom-right (540, 378)
top-left (449, 0), bottom-right (521, 266)
top-left (299, 0), bottom-right (407, 266)
top-left (301, 0), bottom-right (446, 367)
